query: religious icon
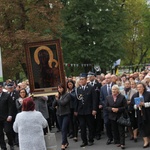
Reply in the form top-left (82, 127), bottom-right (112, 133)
top-left (34, 45), bottom-right (59, 88)
top-left (25, 39), bottom-right (65, 96)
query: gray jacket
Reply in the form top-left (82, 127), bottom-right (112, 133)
top-left (53, 93), bottom-right (71, 116)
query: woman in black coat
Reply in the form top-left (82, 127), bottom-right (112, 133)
top-left (53, 83), bottom-right (71, 150)
top-left (106, 84), bottom-right (127, 149)
top-left (131, 82), bottom-right (150, 148)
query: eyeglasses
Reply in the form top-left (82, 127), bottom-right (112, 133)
top-left (20, 92), bottom-right (25, 93)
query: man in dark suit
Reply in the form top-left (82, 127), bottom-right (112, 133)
top-left (88, 71), bottom-right (102, 140)
top-left (0, 83), bottom-right (14, 150)
top-left (6, 82), bottom-right (19, 146)
top-left (99, 74), bottom-right (114, 145)
top-left (74, 73), bottom-right (98, 147)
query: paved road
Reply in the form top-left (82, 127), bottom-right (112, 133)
top-left (54, 129), bottom-right (145, 150)
top-left (5, 128), bottom-right (146, 150)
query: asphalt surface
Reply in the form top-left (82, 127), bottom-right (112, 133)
top-left (54, 129), bottom-right (145, 150)
top-left (5, 128), bottom-right (146, 150)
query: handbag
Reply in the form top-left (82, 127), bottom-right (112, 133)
top-left (44, 132), bottom-right (57, 150)
top-left (117, 111), bottom-right (131, 127)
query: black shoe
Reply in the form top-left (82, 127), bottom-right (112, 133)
top-left (80, 142), bottom-right (88, 147)
top-left (10, 146), bottom-right (14, 150)
top-left (106, 139), bottom-right (113, 145)
top-left (1, 148), bottom-right (7, 150)
top-left (121, 145), bottom-right (125, 149)
top-left (134, 138), bottom-right (137, 142)
top-left (88, 142), bottom-right (94, 146)
top-left (143, 143), bottom-right (149, 148)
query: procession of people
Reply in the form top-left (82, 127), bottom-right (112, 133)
top-left (1, 70), bottom-right (150, 150)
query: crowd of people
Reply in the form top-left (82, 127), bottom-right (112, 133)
top-left (0, 69), bottom-right (150, 150)
top-left (56, 69), bottom-right (150, 150)
top-left (0, 79), bottom-right (49, 150)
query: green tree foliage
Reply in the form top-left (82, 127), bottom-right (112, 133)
top-left (61, 0), bottom-right (127, 74)
top-left (0, 0), bottom-right (63, 79)
top-left (123, 0), bottom-right (150, 71)
top-left (1, 0), bottom-right (150, 79)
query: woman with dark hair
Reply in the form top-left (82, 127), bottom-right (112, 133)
top-left (131, 82), bottom-right (150, 148)
top-left (15, 88), bottom-right (28, 113)
top-left (53, 83), bottom-right (71, 150)
top-left (13, 97), bottom-right (48, 150)
top-left (67, 80), bottom-right (79, 142)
